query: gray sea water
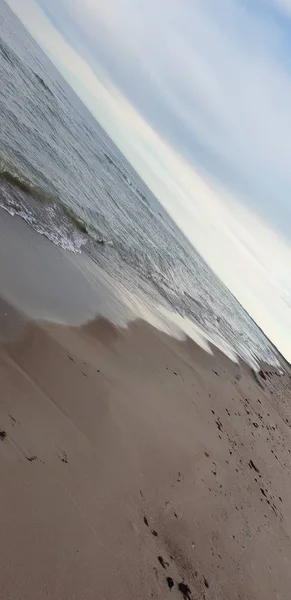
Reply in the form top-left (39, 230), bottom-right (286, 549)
top-left (0, 2), bottom-right (279, 368)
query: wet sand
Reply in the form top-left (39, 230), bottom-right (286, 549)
top-left (1, 211), bottom-right (291, 599)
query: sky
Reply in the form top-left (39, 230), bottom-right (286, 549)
top-left (5, 0), bottom-right (291, 362)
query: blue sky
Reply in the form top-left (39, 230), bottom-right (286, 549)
top-left (6, 0), bottom-right (291, 361)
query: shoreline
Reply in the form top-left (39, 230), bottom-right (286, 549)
top-left (0, 207), bottom-right (284, 370)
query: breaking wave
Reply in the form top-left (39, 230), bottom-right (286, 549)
top-left (0, 157), bottom-right (56, 204)
top-left (0, 156), bottom-right (106, 252)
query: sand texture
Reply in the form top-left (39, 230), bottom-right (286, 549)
top-left (1, 306), bottom-right (291, 599)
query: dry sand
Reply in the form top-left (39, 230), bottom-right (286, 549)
top-left (1, 306), bottom-right (291, 599)
top-left (1, 213), bottom-right (291, 599)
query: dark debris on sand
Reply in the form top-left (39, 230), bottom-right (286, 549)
top-left (158, 556), bottom-right (169, 569)
top-left (26, 455), bottom-right (37, 462)
top-left (178, 582), bottom-right (192, 599)
top-left (249, 459), bottom-right (260, 473)
top-left (166, 577), bottom-right (174, 590)
top-left (58, 451), bottom-right (68, 464)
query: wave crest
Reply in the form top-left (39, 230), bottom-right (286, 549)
top-left (0, 156), bottom-right (90, 252)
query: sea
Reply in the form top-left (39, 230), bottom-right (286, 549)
top-left (0, 2), bottom-right (280, 369)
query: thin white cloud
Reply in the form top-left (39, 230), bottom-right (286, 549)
top-left (268, 0), bottom-right (291, 15)
top-left (43, 0), bottom-right (291, 214)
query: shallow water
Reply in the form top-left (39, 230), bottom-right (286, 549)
top-left (0, 3), bottom-right (279, 369)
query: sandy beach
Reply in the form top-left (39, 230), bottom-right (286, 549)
top-left (1, 211), bottom-right (291, 600)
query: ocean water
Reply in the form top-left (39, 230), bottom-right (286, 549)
top-left (0, 3), bottom-right (279, 368)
